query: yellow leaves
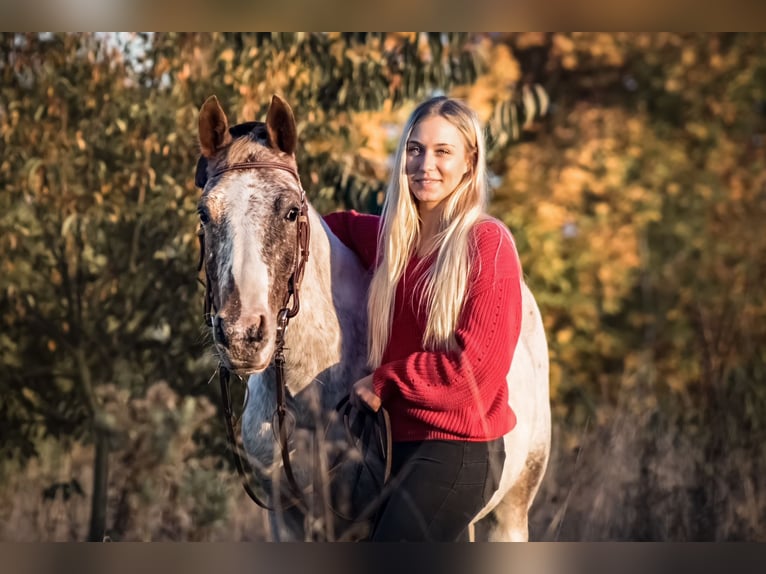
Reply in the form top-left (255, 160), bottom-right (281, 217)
top-left (597, 265), bottom-right (614, 287)
top-left (553, 124), bottom-right (577, 143)
top-left (664, 359), bottom-right (701, 394)
top-left (536, 201), bottom-right (568, 229)
top-left (555, 166), bottom-right (590, 203)
top-left (626, 118), bottom-right (645, 139)
top-left (147, 167), bottom-right (157, 190)
top-left (489, 43), bottom-right (521, 86)
top-left (505, 155), bottom-right (534, 183)
top-left (626, 185), bottom-right (647, 203)
top-left (22, 387), bottom-right (39, 404)
top-left (177, 62), bottom-right (192, 83)
top-left (553, 34), bottom-right (575, 54)
top-left (61, 213), bottom-right (77, 237)
top-left (8, 108), bottom-right (21, 128)
top-left (588, 33), bottom-right (625, 67)
top-left (603, 155), bottom-right (623, 177)
top-left (468, 78), bottom-right (502, 122)
top-left (666, 182), bottom-right (681, 197)
top-left (351, 111), bottom-right (390, 166)
top-left (665, 76), bottom-right (684, 94)
top-left (553, 33), bottom-right (625, 70)
top-left (515, 33), bottom-right (548, 49)
top-left (557, 328), bottom-right (574, 345)
top-left (75, 130), bottom-right (87, 151)
top-left (562, 54), bottom-right (578, 71)
top-left (681, 47), bottom-right (697, 67)
top-left (695, 183), bottom-right (714, 201)
top-left (685, 122), bottom-right (709, 141)
top-left (512, 181), bottom-right (529, 194)
top-left (303, 139), bottom-right (335, 156)
top-left (26, 158), bottom-right (45, 194)
top-left (141, 134), bottom-right (158, 156)
top-left (219, 48), bottom-right (234, 63)
top-left (385, 32), bottom-right (418, 50)
top-left (595, 203), bottom-right (611, 217)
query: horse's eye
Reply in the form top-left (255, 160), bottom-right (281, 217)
top-left (198, 207), bottom-right (211, 225)
top-left (285, 206), bottom-right (300, 222)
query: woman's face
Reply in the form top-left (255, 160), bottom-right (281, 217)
top-left (405, 115), bottom-right (471, 213)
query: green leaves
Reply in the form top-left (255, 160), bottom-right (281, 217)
top-left (5, 31), bottom-right (764, 540)
top-left (0, 32), bottom-right (207, 461)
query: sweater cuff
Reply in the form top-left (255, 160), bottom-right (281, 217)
top-left (372, 367), bottom-right (394, 402)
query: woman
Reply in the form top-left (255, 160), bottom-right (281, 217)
top-left (324, 96), bottom-right (523, 541)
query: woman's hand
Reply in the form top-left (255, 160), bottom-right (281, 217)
top-left (350, 374), bottom-right (382, 412)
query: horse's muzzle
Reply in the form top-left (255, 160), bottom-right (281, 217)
top-left (213, 313), bottom-right (273, 373)
top-left (213, 314), bottom-right (267, 347)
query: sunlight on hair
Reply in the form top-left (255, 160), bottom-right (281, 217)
top-left (367, 97), bottom-right (489, 367)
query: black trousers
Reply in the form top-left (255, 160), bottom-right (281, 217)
top-left (370, 438), bottom-right (505, 542)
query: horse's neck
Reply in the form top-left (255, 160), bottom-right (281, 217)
top-left (281, 207), bottom-right (370, 403)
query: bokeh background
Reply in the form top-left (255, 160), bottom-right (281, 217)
top-left (1, 32), bottom-right (765, 541)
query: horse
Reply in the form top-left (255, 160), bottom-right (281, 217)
top-left (194, 93), bottom-right (551, 542)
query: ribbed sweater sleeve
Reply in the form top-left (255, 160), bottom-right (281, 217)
top-left (372, 221), bottom-right (523, 413)
top-left (322, 210), bottom-right (380, 270)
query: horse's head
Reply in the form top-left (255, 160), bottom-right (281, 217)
top-left (196, 94), bottom-right (307, 375)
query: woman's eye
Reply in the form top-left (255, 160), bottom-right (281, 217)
top-left (285, 206), bottom-right (300, 222)
top-left (407, 146), bottom-right (421, 155)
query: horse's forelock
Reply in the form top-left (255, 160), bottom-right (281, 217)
top-left (196, 121), bottom-right (279, 189)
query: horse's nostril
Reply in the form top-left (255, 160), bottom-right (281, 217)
top-left (214, 315), bottom-right (228, 346)
top-left (245, 315), bottom-right (266, 344)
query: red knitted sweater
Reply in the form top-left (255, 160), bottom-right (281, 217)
top-left (323, 210), bottom-right (521, 442)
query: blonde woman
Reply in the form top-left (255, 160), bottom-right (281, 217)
top-left (324, 96), bottom-right (522, 541)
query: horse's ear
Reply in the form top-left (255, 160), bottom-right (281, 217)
top-left (199, 95), bottom-right (231, 158)
top-left (265, 94), bottom-right (297, 156)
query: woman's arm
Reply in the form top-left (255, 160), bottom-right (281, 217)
top-left (323, 210), bottom-right (380, 270)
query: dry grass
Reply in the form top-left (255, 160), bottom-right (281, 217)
top-left (2, 379), bottom-right (764, 541)
top-left (0, 382), bottom-right (271, 542)
top-left (529, 385), bottom-right (766, 541)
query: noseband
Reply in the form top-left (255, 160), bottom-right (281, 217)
top-left (197, 159), bottom-right (310, 510)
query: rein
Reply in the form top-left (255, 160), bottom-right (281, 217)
top-left (198, 159), bottom-right (309, 510)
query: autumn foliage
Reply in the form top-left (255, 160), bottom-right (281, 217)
top-left (1, 32), bottom-right (765, 540)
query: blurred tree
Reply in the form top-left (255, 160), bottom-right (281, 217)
top-left (493, 32), bottom-right (766, 540)
top-left (0, 32), bottom-right (207, 540)
top-left (8, 30), bottom-right (766, 542)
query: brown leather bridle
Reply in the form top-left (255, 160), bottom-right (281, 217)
top-left (197, 159), bottom-right (310, 511)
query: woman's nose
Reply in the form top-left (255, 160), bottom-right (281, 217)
top-left (421, 150), bottom-right (436, 170)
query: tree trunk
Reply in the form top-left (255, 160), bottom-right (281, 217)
top-left (87, 430), bottom-right (109, 541)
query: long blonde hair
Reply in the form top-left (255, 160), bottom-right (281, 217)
top-left (367, 97), bottom-right (489, 367)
